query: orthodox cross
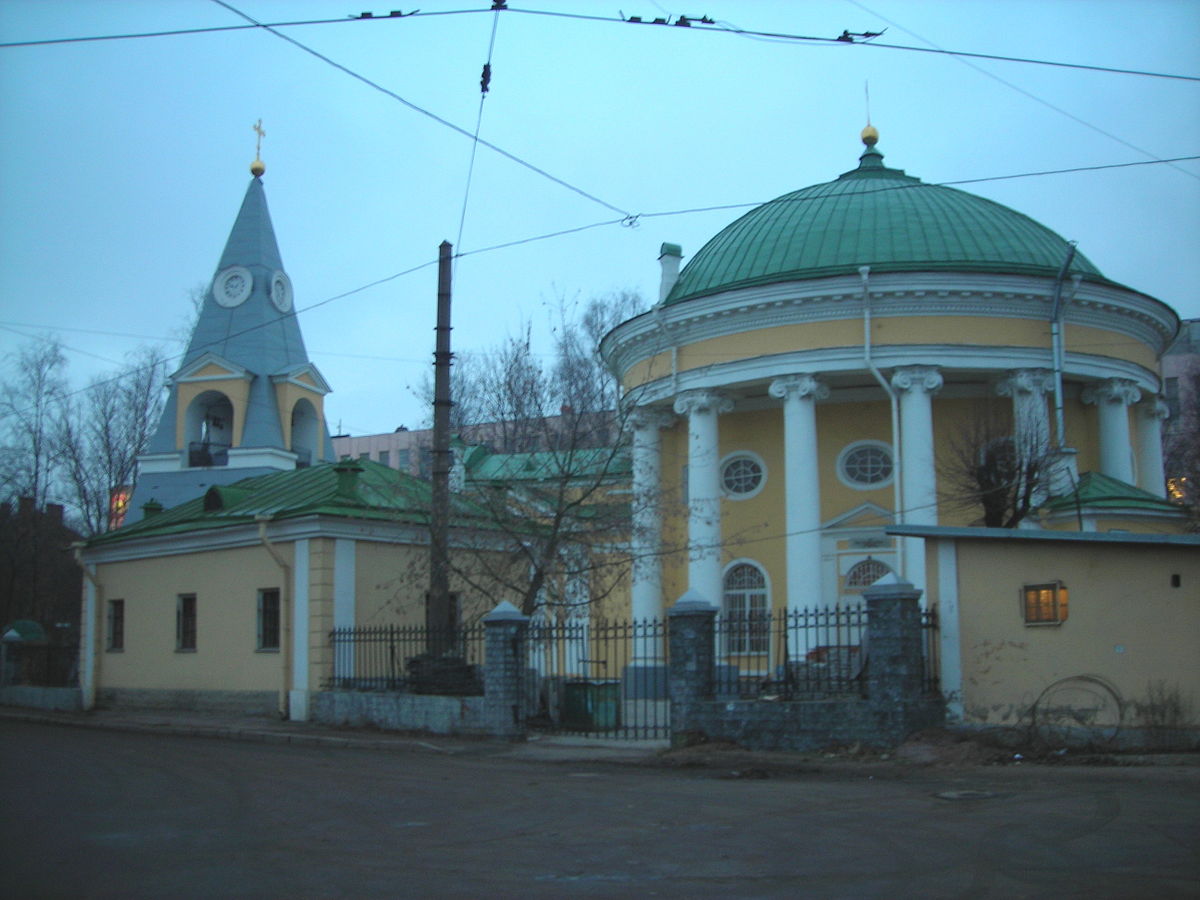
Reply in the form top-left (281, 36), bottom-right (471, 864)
top-left (253, 119), bottom-right (266, 158)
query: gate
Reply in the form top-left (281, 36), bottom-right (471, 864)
top-left (524, 616), bottom-right (669, 740)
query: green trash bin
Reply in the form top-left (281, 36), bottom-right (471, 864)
top-left (561, 680), bottom-right (622, 731)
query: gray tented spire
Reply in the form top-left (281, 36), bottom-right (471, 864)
top-left (130, 173), bottom-right (333, 524)
top-left (184, 177), bottom-right (309, 374)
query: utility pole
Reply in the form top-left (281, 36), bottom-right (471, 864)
top-left (428, 240), bottom-right (454, 650)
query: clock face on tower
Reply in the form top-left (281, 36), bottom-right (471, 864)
top-left (270, 271), bottom-right (293, 313)
top-left (212, 266), bottom-right (253, 308)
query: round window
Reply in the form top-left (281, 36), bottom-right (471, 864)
top-left (721, 454), bottom-right (765, 498)
top-left (838, 441), bottom-right (894, 488)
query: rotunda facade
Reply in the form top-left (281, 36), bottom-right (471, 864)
top-left (602, 131), bottom-right (1180, 621)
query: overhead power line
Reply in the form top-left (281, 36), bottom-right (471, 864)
top-left (4, 5), bottom-right (1197, 83)
top-left (207, 1), bottom-right (633, 218)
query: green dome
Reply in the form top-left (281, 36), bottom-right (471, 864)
top-left (665, 142), bottom-right (1104, 305)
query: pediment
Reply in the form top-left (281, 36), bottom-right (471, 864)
top-left (173, 352), bottom-right (251, 383)
top-left (271, 362), bottom-right (332, 395)
top-left (822, 502), bottom-right (894, 531)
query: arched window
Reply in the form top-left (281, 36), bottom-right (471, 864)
top-left (844, 557), bottom-right (893, 592)
top-left (723, 562), bottom-right (769, 654)
top-left (184, 391), bottom-right (233, 467)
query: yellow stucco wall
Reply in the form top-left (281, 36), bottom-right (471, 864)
top-left (620, 315), bottom-right (1152, 391)
top-left (95, 545), bottom-right (290, 691)
top-left (951, 540), bottom-right (1200, 727)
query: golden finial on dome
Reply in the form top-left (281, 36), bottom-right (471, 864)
top-left (250, 118), bottom-right (266, 177)
top-left (861, 124), bottom-right (879, 147)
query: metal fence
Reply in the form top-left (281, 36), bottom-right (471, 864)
top-left (713, 606), bottom-right (870, 699)
top-left (712, 604), bottom-right (941, 699)
top-left (525, 616), bottom-right (670, 740)
top-left (0, 644), bottom-right (78, 687)
top-left (325, 624), bottom-right (486, 695)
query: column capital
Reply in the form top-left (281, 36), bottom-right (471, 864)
top-left (673, 389), bottom-right (734, 418)
top-left (1082, 378), bottom-right (1141, 407)
top-left (627, 405), bottom-right (676, 432)
top-left (1139, 396), bottom-right (1171, 421)
top-left (891, 365), bottom-right (943, 395)
top-left (768, 373), bottom-right (829, 402)
top-left (996, 368), bottom-right (1054, 398)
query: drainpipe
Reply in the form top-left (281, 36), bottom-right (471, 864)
top-left (1049, 243), bottom-right (1078, 448)
top-left (256, 515), bottom-right (292, 718)
top-left (860, 266), bottom-right (905, 578)
top-left (72, 544), bottom-right (101, 711)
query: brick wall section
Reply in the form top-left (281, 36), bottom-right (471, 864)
top-left (483, 601), bottom-right (529, 739)
top-left (669, 583), bottom-right (943, 751)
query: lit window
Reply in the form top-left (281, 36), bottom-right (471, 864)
top-left (257, 589), bottom-right (281, 651)
top-left (176, 594), bottom-right (197, 651)
top-left (723, 563), bottom-right (769, 654)
top-left (1022, 582), bottom-right (1068, 625)
top-left (106, 599), bottom-right (124, 651)
top-left (721, 454), bottom-right (765, 498)
top-left (838, 441), bottom-right (894, 488)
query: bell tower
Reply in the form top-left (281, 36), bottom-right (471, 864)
top-left (129, 145), bottom-right (334, 521)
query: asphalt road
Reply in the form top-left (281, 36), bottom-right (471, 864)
top-left (1, 720), bottom-right (1197, 899)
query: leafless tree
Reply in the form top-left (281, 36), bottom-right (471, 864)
top-left (939, 407), bottom-right (1052, 528)
top-left (56, 346), bottom-right (167, 535)
top-left (432, 293), bottom-right (649, 617)
top-left (0, 337), bottom-right (68, 509)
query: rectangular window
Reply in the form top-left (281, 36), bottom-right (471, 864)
top-left (1022, 582), bottom-right (1068, 625)
top-left (397, 448), bottom-right (411, 471)
top-left (106, 599), bottom-right (124, 651)
top-left (257, 588), bottom-right (281, 651)
top-left (358, 452), bottom-right (370, 461)
top-left (377, 450), bottom-right (390, 468)
top-left (176, 594), bottom-right (197, 650)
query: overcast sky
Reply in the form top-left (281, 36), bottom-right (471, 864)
top-left (1, 0), bottom-right (1197, 436)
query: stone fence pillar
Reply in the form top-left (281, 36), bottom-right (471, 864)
top-left (483, 601), bottom-right (529, 739)
top-left (863, 581), bottom-right (925, 709)
top-left (668, 591), bottom-right (717, 745)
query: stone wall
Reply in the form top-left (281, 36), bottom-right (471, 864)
top-left (312, 691), bottom-right (487, 735)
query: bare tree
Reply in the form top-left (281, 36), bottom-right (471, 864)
top-left (939, 407), bottom-right (1052, 528)
top-left (0, 338), bottom-right (68, 509)
top-left (56, 346), bottom-right (167, 535)
top-left (436, 293), bottom-right (649, 617)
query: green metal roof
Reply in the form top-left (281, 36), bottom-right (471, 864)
top-left (665, 141), bottom-right (1106, 305)
top-left (465, 447), bottom-right (631, 484)
top-left (89, 460), bottom-right (494, 546)
top-left (1041, 471), bottom-right (1185, 515)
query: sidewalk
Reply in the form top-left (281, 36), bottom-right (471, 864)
top-left (0, 704), bottom-right (669, 764)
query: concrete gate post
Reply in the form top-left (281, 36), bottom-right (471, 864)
top-left (667, 590), bottom-right (718, 745)
top-left (863, 581), bottom-right (930, 741)
top-left (483, 601), bottom-right (529, 739)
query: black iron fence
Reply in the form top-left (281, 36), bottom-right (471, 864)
top-left (921, 607), bottom-right (940, 694)
top-left (526, 616), bottom-right (669, 740)
top-left (1, 644), bottom-right (78, 687)
top-left (713, 606), bottom-right (870, 699)
top-left (325, 624), bottom-right (486, 695)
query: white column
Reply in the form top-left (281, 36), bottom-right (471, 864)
top-left (1083, 378), bottom-right (1140, 485)
top-left (1135, 398), bottom-right (1169, 497)
top-left (673, 389), bottom-right (733, 606)
top-left (334, 538), bottom-right (356, 677)
top-left (768, 374), bottom-right (828, 613)
top-left (996, 368), bottom-right (1053, 456)
top-left (997, 368), bottom-right (1054, 505)
top-left (892, 366), bottom-right (943, 592)
top-left (289, 538), bottom-right (310, 721)
top-left (629, 406), bottom-right (675, 625)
